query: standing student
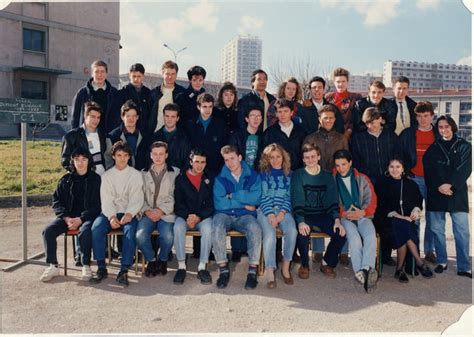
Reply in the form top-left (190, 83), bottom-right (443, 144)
top-left (215, 82), bottom-right (240, 134)
top-left (391, 76), bottom-right (417, 135)
top-left (176, 65), bottom-right (207, 127)
top-left (268, 77), bottom-right (303, 125)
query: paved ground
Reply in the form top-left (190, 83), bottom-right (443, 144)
top-left (0, 205), bottom-right (472, 335)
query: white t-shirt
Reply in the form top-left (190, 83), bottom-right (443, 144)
top-left (86, 129), bottom-right (105, 175)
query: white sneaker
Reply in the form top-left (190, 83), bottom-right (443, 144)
top-left (82, 265), bottom-right (92, 281)
top-left (354, 270), bottom-right (366, 285)
top-left (40, 265), bottom-right (60, 282)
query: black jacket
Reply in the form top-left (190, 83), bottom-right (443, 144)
top-left (185, 116), bottom-right (229, 175)
top-left (52, 171), bottom-right (101, 223)
top-left (176, 85), bottom-right (205, 128)
top-left (237, 90), bottom-right (276, 130)
top-left (262, 122), bottom-right (307, 170)
top-left (71, 78), bottom-right (120, 133)
top-left (61, 126), bottom-right (108, 171)
top-left (106, 125), bottom-right (150, 171)
top-left (399, 124), bottom-right (438, 174)
top-left (423, 136), bottom-right (472, 212)
top-left (229, 128), bottom-right (264, 170)
top-left (297, 98), bottom-right (344, 135)
top-left (214, 106), bottom-right (240, 134)
top-left (352, 97), bottom-right (397, 134)
top-left (118, 83), bottom-right (153, 136)
top-left (151, 127), bottom-right (191, 170)
top-left (148, 82), bottom-right (186, 135)
top-left (174, 170), bottom-right (214, 220)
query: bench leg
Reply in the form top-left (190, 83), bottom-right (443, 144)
top-left (108, 235), bottom-right (112, 264)
top-left (64, 235), bottom-right (68, 276)
top-left (376, 235), bottom-right (382, 277)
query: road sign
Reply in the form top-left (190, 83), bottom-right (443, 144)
top-left (0, 97), bottom-right (49, 124)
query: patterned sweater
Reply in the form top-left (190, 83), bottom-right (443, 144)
top-left (259, 168), bottom-right (292, 216)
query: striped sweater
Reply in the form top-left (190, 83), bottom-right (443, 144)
top-left (259, 168), bottom-right (292, 216)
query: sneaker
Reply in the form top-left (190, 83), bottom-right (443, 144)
top-left (395, 269), bottom-right (409, 283)
top-left (434, 264), bottom-right (447, 274)
top-left (40, 265), bottom-right (60, 282)
top-left (173, 269), bottom-right (186, 285)
top-left (81, 265), bottom-right (92, 281)
top-left (156, 260), bottom-right (168, 275)
top-left (216, 272), bottom-right (230, 289)
top-left (365, 267), bottom-right (378, 293)
top-left (312, 252), bottom-right (323, 263)
top-left (354, 270), bottom-right (366, 285)
top-left (90, 268), bottom-right (108, 284)
top-left (197, 269), bottom-right (212, 285)
top-left (417, 264), bottom-right (434, 278)
top-left (339, 253), bottom-right (349, 266)
top-left (424, 252), bottom-right (437, 264)
top-left (244, 273), bottom-right (258, 290)
top-left (457, 271), bottom-right (472, 278)
top-left (145, 260), bottom-right (158, 277)
top-left (116, 270), bottom-right (129, 287)
top-left (320, 265), bottom-right (336, 278)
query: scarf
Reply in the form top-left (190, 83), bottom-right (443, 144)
top-left (335, 167), bottom-right (360, 211)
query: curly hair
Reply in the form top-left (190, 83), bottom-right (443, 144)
top-left (277, 77), bottom-right (302, 101)
top-left (259, 143), bottom-right (291, 176)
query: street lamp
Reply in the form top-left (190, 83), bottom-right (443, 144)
top-left (163, 43), bottom-right (187, 62)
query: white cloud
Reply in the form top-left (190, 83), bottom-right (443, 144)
top-left (319, 0), bottom-right (401, 27)
top-left (183, 0), bottom-right (218, 32)
top-left (238, 16), bottom-right (264, 35)
top-left (456, 55), bottom-right (472, 66)
top-left (416, 0), bottom-right (441, 10)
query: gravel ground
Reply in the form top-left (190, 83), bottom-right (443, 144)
top-left (0, 206), bottom-right (472, 335)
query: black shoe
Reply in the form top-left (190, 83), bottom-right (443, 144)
top-left (156, 260), bottom-right (168, 275)
top-left (116, 270), bottom-right (129, 287)
top-left (216, 272), bottom-right (230, 289)
top-left (364, 268), bottom-right (378, 293)
top-left (383, 257), bottom-right (397, 266)
top-left (173, 269), bottom-right (186, 285)
top-left (395, 269), bottom-right (409, 283)
top-left (74, 255), bottom-right (82, 267)
top-left (145, 260), bottom-right (158, 277)
top-left (90, 268), bottom-right (108, 284)
top-left (244, 273), bottom-right (258, 290)
top-left (197, 269), bottom-right (212, 285)
top-left (417, 264), bottom-right (434, 278)
top-left (457, 271), bottom-right (472, 278)
top-left (231, 252), bottom-right (242, 263)
top-left (209, 251), bottom-right (216, 261)
top-left (434, 264), bottom-right (447, 274)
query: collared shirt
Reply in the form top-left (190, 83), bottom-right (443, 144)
top-left (312, 99), bottom-right (324, 112)
top-left (279, 121), bottom-right (294, 138)
top-left (91, 81), bottom-right (107, 91)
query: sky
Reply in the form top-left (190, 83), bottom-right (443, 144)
top-left (119, 0), bottom-right (472, 88)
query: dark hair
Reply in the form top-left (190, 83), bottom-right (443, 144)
top-left (187, 65), bottom-right (206, 80)
top-left (362, 107), bottom-right (383, 124)
top-left (221, 144), bottom-right (241, 156)
top-left (84, 101), bottom-right (102, 116)
top-left (436, 115), bottom-right (458, 134)
top-left (111, 141), bottom-right (132, 157)
top-left (162, 60), bottom-right (178, 72)
top-left (216, 82), bottom-right (237, 110)
top-left (251, 69), bottom-right (268, 85)
top-left (369, 80), bottom-right (386, 91)
top-left (163, 103), bottom-right (180, 117)
top-left (309, 76), bottom-right (326, 89)
top-left (245, 105), bottom-right (264, 118)
top-left (393, 76), bottom-right (410, 87)
top-left (69, 148), bottom-right (94, 173)
top-left (414, 101), bottom-right (434, 116)
top-left (333, 149), bottom-right (352, 162)
top-left (274, 98), bottom-right (294, 111)
top-left (121, 99), bottom-right (139, 117)
top-left (91, 60), bottom-right (108, 73)
top-left (386, 156), bottom-right (407, 177)
top-left (189, 148), bottom-right (208, 160)
top-left (301, 142), bottom-right (321, 156)
top-left (332, 67), bottom-right (350, 80)
top-left (129, 63), bottom-right (145, 74)
top-left (150, 141), bottom-right (168, 153)
top-left (196, 93), bottom-right (214, 106)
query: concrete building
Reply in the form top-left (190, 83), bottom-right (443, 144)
top-left (348, 73), bottom-right (382, 92)
top-left (383, 60), bottom-right (472, 90)
top-left (0, 2), bottom-right (120, 138)
top-left (220, 35), bottom-right (262, 88)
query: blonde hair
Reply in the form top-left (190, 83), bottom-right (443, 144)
top-left (277, 77), bottom-right (303, 101)
top-left (259, 143), bottom-right (291, 176)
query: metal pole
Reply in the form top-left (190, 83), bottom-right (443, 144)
top-left (21, 121), bottom-right (27, 260)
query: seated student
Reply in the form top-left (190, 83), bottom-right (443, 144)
top-left (333, 149), bottom-right (378, 292)
top-left (212, 145), bottom-right (262, 289)
top-left (136, 141), bottom-right (179, 277)
top-left (176, 65), bottom-right (207, 127)
top-left (151, 103), bottom-right (191, 170)
top-left (291, 143), bottom-right (346, 279)
top-left (61, 101), bottom-right (108, 176)
top-left (257, 143), bottom-right (297, 288)
top-left (375, 158), bottom-right (434, 283)
top-left (118, 63), bottom-right (152, 136)
top-left (173, 148), bottom-right (214, 285)
top-left (215, 82), bottom-right (240, 134)
top-left (90, 141), bottom-right (144, 287)
top-left (105, 100), bottom-right (150, 171)
top-left (40, 149), bottom-right (101, 282)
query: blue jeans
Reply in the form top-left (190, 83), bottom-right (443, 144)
top-left (341, 218), bottom-right (376, 272)
top-left (257, 209), bottom-right (297, 269)
top-left (212, 213), bottom-right (262, 265)
top-left (428, 211), bottom-right (471, 272)
top-left (136, 216), bottom-right (174, 262)
top-left (412, 175), bottom-right (434, 254)
top-left (92, 213), bottom-right (137, 271)
top-left (174, 216), bottom-right (212, 265)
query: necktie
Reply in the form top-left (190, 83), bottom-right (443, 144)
top-left (399, 102), bottom-right (405, 127)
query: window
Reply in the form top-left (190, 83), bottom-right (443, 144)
top-left (460, 102), bottom-right (472, 111)
top-left (445, 102), bottom-right (452, 113)
top-left (23, 28), bottom-right (45, 52)
top-left (21, 80), bottom-right (47, 99)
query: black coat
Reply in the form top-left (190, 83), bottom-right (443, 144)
top-left (237, 90), bottom-right (276, 130)
top-left (262, 122), bottom-right (307, 170)
top-left (176, 85), bottom-right (205, 128)
top-left (107, 125), bottom-right (150, 171)
top-left (423, 136), bottom-right (472, 212)
top-left (352, 97), bottom-right (398, 134)
top-left (229, 128), bottom-right (264, 170)
top-left (148, 82), bottom-right (186, 135)
top-left (174, 170), bottom-right (214, 220)
top-left (61, 126), bottom-right (107, 171)
top-left (71, 78), bottom-right (120, 134)
top-left (151, 127), bottom-right (191, 170)
top-left (118, 83), bottom-right (153, 136)
top-left (214, 106), bottom-right (240, 134)
top-left (52, 171), bottom-right (101, 223)
top-left (297, 98), bottom-right (344, 135)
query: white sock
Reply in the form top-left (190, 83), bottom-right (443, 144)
top-left (198, 262), bottom-right (206, 271)
top-left (178, 261), bottom-right (186, 270)
top-left (321, 259), bottom-right (328, 266)
top-left (50, 263), bottom-right (58, 268)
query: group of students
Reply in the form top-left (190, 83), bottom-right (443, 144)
top-left (40, 59), bottom-right (472, 292)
